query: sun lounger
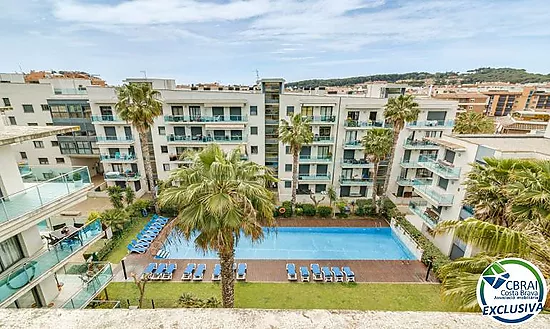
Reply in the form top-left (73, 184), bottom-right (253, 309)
top-left (236, 263), bottom-right (247, 281)
top-left (127, 244), bottom-right (147, 254)
top-left (299, 266), bottom-right (310, 282)
top-left (310, 264), bottom-right (323, 281)
top-left (162, 263), bottom-right (177, 280)
top-left (331, 267), bottom-right (344, 282)
top-left (152, 263), bottom-right (167, 280)
top-left (193, 264), bottom-right (206, 281)
top-left (141, 263), bottom-right (157, 280)
top-left (212, 264), bottom-right (221, 281)
top-left (136, 233), bottom-right (155, 242)
top-left (286, 263), bottom-right (297, 281)
top-left (131, 239), bottom-right (151, 248)
top-left (321, 266), bottom-right (333, 282)
top-left (181, 263), bottom-right (196, 281)
top-left (342, 266), bottom-right (355, 282)
top-left (155, 249), bottom-right (170, 259)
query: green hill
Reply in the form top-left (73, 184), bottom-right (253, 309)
top-left (286, 68), bottom-right (550, 88)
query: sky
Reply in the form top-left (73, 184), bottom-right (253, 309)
top-left (1, 0), bottom-right (550, 85)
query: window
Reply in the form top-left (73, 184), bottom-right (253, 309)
top-left (285, 164), bottom-right (292, 172)
top-left (51, 141), bottom-right (59, 147)
top-left (134, 181), bottom-right (141, 191)
top-left (468, 105), bottom-right (473, 110)
top-left (284, 181), bottom-right (292, 188)
top-left (161, 145), bottom-right (168, 153)
top-left (250, 126), bottom-right (258, 135)
top-left (27, 123), bottom-right (38, 126)
top-left (38, 158), bottom-right (49, 165)
top-left (0, 236), bottom-right (24, 272)
top-left (2, 98), bottom-right (11, 107)
top-left (250, 106), bottom-right (258, 116)
top-left (158, 126), bottom-right (166, 135)
top-left (22, 104), bottom-right (34, 113)
top-left (33, 141), bottom-right (44, 148)
top-left (251, 146), bottom-right (258, 154)
top-left (315, 184), bottom-right (326, 193)
top-left (438, 177), bottom-right (449, 190)
top-left (285, 146), bottom-right (291, 154)
top-left (163, 164), bottom-right (170, 171)
top-left (20, 152), bottom-right (27, 159)
top-left (8, 117), bottom-right (16, 125)
top-left (41, 104), bottom-right (51, 111)
top-left (444, 150), bottom-right (456, 164)
top-left (56, 158), bottom-right (65, 164)
top-left (46, 122), bottom-right (53, 126)
top-left (286, 106), bottom-right (294, 116)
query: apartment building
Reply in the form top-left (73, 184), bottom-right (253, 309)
top-left (404, 125), bottom-right (550, 259)
top-left (432, 92), bottom-right (488, 113)
top-left (0, 119), bottom-right (111, 309)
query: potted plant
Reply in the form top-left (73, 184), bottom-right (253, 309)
top-left (73, 172), bottom-right (82, 187)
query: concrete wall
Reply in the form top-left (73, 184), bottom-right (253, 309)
top-left (18, 225), bottom-right (43, 256)
top-left (0, 145), bottom-right (25, 195)
top-left (37, 274), bottom-right (60, 306)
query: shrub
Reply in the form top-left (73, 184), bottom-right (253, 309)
top-left (124, 187), bottom-right (136, 206)
top-left (281, 201), bottom-right (293, 217)
top-left (127, 199), bottom-right (152, 218)
top-left (179, 293), bottom-right (221, 308)
top-left (336, 212), bottom-right (349, 218)
top-left (106, 186), bottom-right (124, 209)
top-left (356, 199), bottom-right (371, 209)
top-left (295, 208), bottom-right (303, 216)
top-left (355, 207), bottom-right (366, 216)
top-left (317, 206), bottom-right (332, 218)
top-left (302, 204), bottom-right (316, 216)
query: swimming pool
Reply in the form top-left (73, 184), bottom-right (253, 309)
top-left (161, 227), bottom-right (416, 260)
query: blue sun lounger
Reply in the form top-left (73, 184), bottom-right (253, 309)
top-left (331, 267), bottom-right (344, 282)
top-left (300, 266), bottom-right (310, 282)
top-left (212, 264), bottom-right (221, 281)
top-left (342, 267), bottom-right (355, 282)
top-left (321, 266), bottom-right (333, 282)
top-left (181, 263), bottom-right (196, 281)
top-left (310, 264), bottom-right (323, 281)
top-left (162, 263), bottom-right (177, 280)
top-left (286, 263), bottom-right (297, 281)
top-left (127, 243), bottom-right (147, 254)
top-left (136, 233), bottom-right (155, 242)
top-left (193, 264), bottom-right (206, 281)
top-left (141, 263), bottom-right (157, 280)
top-left (236, 263), bottom-right (247, 281)
top-left (152, 263), bottom-right (167, 280)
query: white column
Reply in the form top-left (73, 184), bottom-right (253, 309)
top-left (0, 145), bottom-right (25, 196)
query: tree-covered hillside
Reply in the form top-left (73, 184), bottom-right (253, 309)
top-left (286, 68), bottom-right (550, 88)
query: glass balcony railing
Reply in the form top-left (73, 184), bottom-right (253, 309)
top-left (104, 172), bottom-right (141, 181)
top-left (91, 115), bottom-right (123, 122)
top-left (1, 166), bottom-right (91, 224)
top-left (341, 159), bottom-right (372, 167)
top-left (460, 205), bottom-right (475, 220)
top-left (96, 136), bottom-right (134, 143)
top-left (409, 201), bottom-right (440, 228)
top-left (400, 155), bottom-right (436, 167)
top-left (164, 115), bottom-right (247, 123)
top-left (299, 155), bottom-right (332, 162)
top-left (0, 219), bottom-right (103, 305)
top-left (344, 140), bottom-right (362, 147)
top-left (407, 120), bottom-right (454, 128)
top-left (312, 136), bottom-right (334, 143)
top-left (413, 185), bottom-right (454, 206)
top-left (418, 156), bottom-right (461, 179)
top-left (167, 135), bottom-right (246, 143)
top-left (403, 139), bottom-right (439, 149)
top-left (301, 115), bottom-right (336, 123)
top-left (344, 120), bottom-right (385, 128)
top-left (397, 177), bottom-right (433, 186)
top-left (100, 154), bottom-right (137, 162)
top-left (62, 263), bottom-right (114, 309)
top-left (339, 176), bottom-right (374, 185)
top-left (298, 174), bottom-right (331, 181)
top-left (53, 88), bottom-right (87, 95)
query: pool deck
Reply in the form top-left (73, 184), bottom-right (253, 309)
top-left (115, 216), bottom-right (437, 283)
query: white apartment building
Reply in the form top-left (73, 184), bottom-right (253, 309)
top-left (0, 117), bottom-right (111, 309)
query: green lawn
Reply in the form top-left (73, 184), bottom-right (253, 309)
top-left (100, 282), bottom-right (459, 311)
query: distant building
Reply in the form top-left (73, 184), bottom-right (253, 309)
top-left (433, 92), bottom-right (488, 113)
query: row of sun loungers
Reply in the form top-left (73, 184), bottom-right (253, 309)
top-left (127, 215), bottom-right (169, 254)
top-left (287, 263), bottom-right (355, 283)
top-left (141, 262), bottom-right (177, 280)
top-left (141, 262), bottom-right (248, 282)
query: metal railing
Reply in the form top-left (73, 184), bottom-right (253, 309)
top-left (397, 177), bottom-right (433, 186)
top-left (299, 155), bottom-right (332, 162)
top-left (344, 120), bottom-right (385, 128)
top-left (53, 88), bottom-right (87, 95)
top-left (100, 154), bottom-right (137, 161)
top-left (298, 174), bottom-right (331, 180)
top-left (339, 176), bottom-right (374, 185)
top-left (341, 159), bottom-right (371, 166)
top-left (167, 135), bottom-right (247, 143)
top-left (62, 263), bottom-right (114, 309)
top-left (407, 120), bottom-right (454, 128)
top-left (312, 136), bottom-right (334, 143)
top-left (403, 139), bottom-right (439, 149)
top-left (96, 136), bottom-right (134, 142)
top-left (409, 201), bottom-right (440, 228)
top-left (164, 115), bottom-right (247, 123)
top-left (104, 172), bottom-right (141, 181)
top-left (301, 115), bottom-right (336, 123)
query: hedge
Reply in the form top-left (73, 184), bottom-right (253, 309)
top-left (317, 206), bottom-right (332, 218)
top-left (302, 204), bottom-right (316, 216)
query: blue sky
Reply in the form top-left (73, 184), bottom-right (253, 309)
top-left (1, 0), bottom-right (550, 85)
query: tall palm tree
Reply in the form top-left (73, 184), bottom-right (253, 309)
top-left (361, 128), bottom-right (393, 212)
top-left (278, 114), bottom-right (313, 208)
top-left (116, 83), bottom-right (163, 213)
top-left (382, 95), bottom-right (420, 196)
top-left (158, 145), bottom-right (276, 308)
top-left (453, 111), bottom-right (494, 134)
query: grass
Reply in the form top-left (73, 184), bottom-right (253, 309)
top-left (98, 282), bottom-right (459, 311)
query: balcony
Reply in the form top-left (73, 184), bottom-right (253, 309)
top-left (96, 136), bottom-right (134, 144)
top-left (298, 174), bottom-right (331, 181)
top-left (407, 120), bottom-right (454, 129)
top-left (343, 120), bottom-right (385, 129)
top-left (302, 116), bottom-right (336, 123)
top-left (0, 219), bottom-right (104, 306)
top-left (312, 136), bottom-right (334, 144)
top-left (53, 88), bottom-right (87, 95)
top-left (397, 177), bottom-right (433, 186)
top-left (164, 115), bottom-right (247, 123)
top-left (343, 140), bottom-right (363, 149)
top-left (341, 159), bottom-right (373, 168)
top-left (418, 156), bottom-right (461, 179)
top-left (403, 139), bottom-right (439, 150)
top-left (91, 115), bottom-right (124, 123)
top-left (413, 185), bottom-right (454, 206)
top-left (400, 155), bottom-right (436, 168)
top-left (0, 166), bottom-right (91, 225)
top-left (100, 154), bottom-right (137, 163)
top-left (104, 172), bottom-right (141, 181)
top-left (299, 155), bottom-right (332, 163)
top-left (166, 135), bottom-right (247, 144)
top-left (59, 263), bottom-right (114, 309)
top-left (460, 205), bottom-right (475, 220)
top-left (409, 201), bottom-right (440, 229)
top-left (339, 176), bottom-right (374, 186)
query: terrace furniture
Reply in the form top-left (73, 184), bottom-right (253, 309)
top-left (152, 263), bottom-right (167, 280)
top-left (181, 263), bottom-right (196, 281)
top-left (130, 239), bottom-right (151, 248)
top-left (286, 263), bottom-right (297, 281)
top-left (50, 225), bottom-right (78, 240)
top-left (136, 233), bottom-right (155, 243)
top-left (321, 267), bottom-right (333, 282)
top-left (193, 264), bottom-right (206, 281)
top-left (299, 266), bottom-right (310, 282)
top-left (236, 263), bottom-right (247, 281)
top-left (127, 244), bottom-right (147, 254)
top-left (155, 250), bottom-right (170, 259)
top-left (162, 263), bottom-right (177, 281)
top-left (310, 264), bottom-right (323, 281)
top-left (331, 267), bottom-right (344, 282)
top-left (212, 264), bottom-right (221, 281)
top-left (342, 267), bottom-right (355, 282)
top-left (141, 263), bottom-right (157, 280)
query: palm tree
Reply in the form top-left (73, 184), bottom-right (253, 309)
top-left (327, 185), bottom-right (337, 218)
top-left (361, 128), bottom-right (393, 213)
top-left (158, 145), bottom-right (276, 308)
top-left (382, 95), bottom-right (420, 196)
top-left (116, 83), bottom-right (163, 213)
top-left (278, 114), bottom-right (313, 208)
top-left (453, 111), bottom-right (494, 134)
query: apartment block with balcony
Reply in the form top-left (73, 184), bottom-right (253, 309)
top-left (433, 92), bottom-right (488, 113)
top-left (0, 119), bottom-right (109, 309)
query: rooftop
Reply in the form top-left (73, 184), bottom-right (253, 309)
top-left (0, 125), bottom-right (80, 146)
top-left (456, 134), bottom-right (550, 156)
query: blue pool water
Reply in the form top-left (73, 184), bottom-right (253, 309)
top-left (162, 227), bottom-right (416, 260)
